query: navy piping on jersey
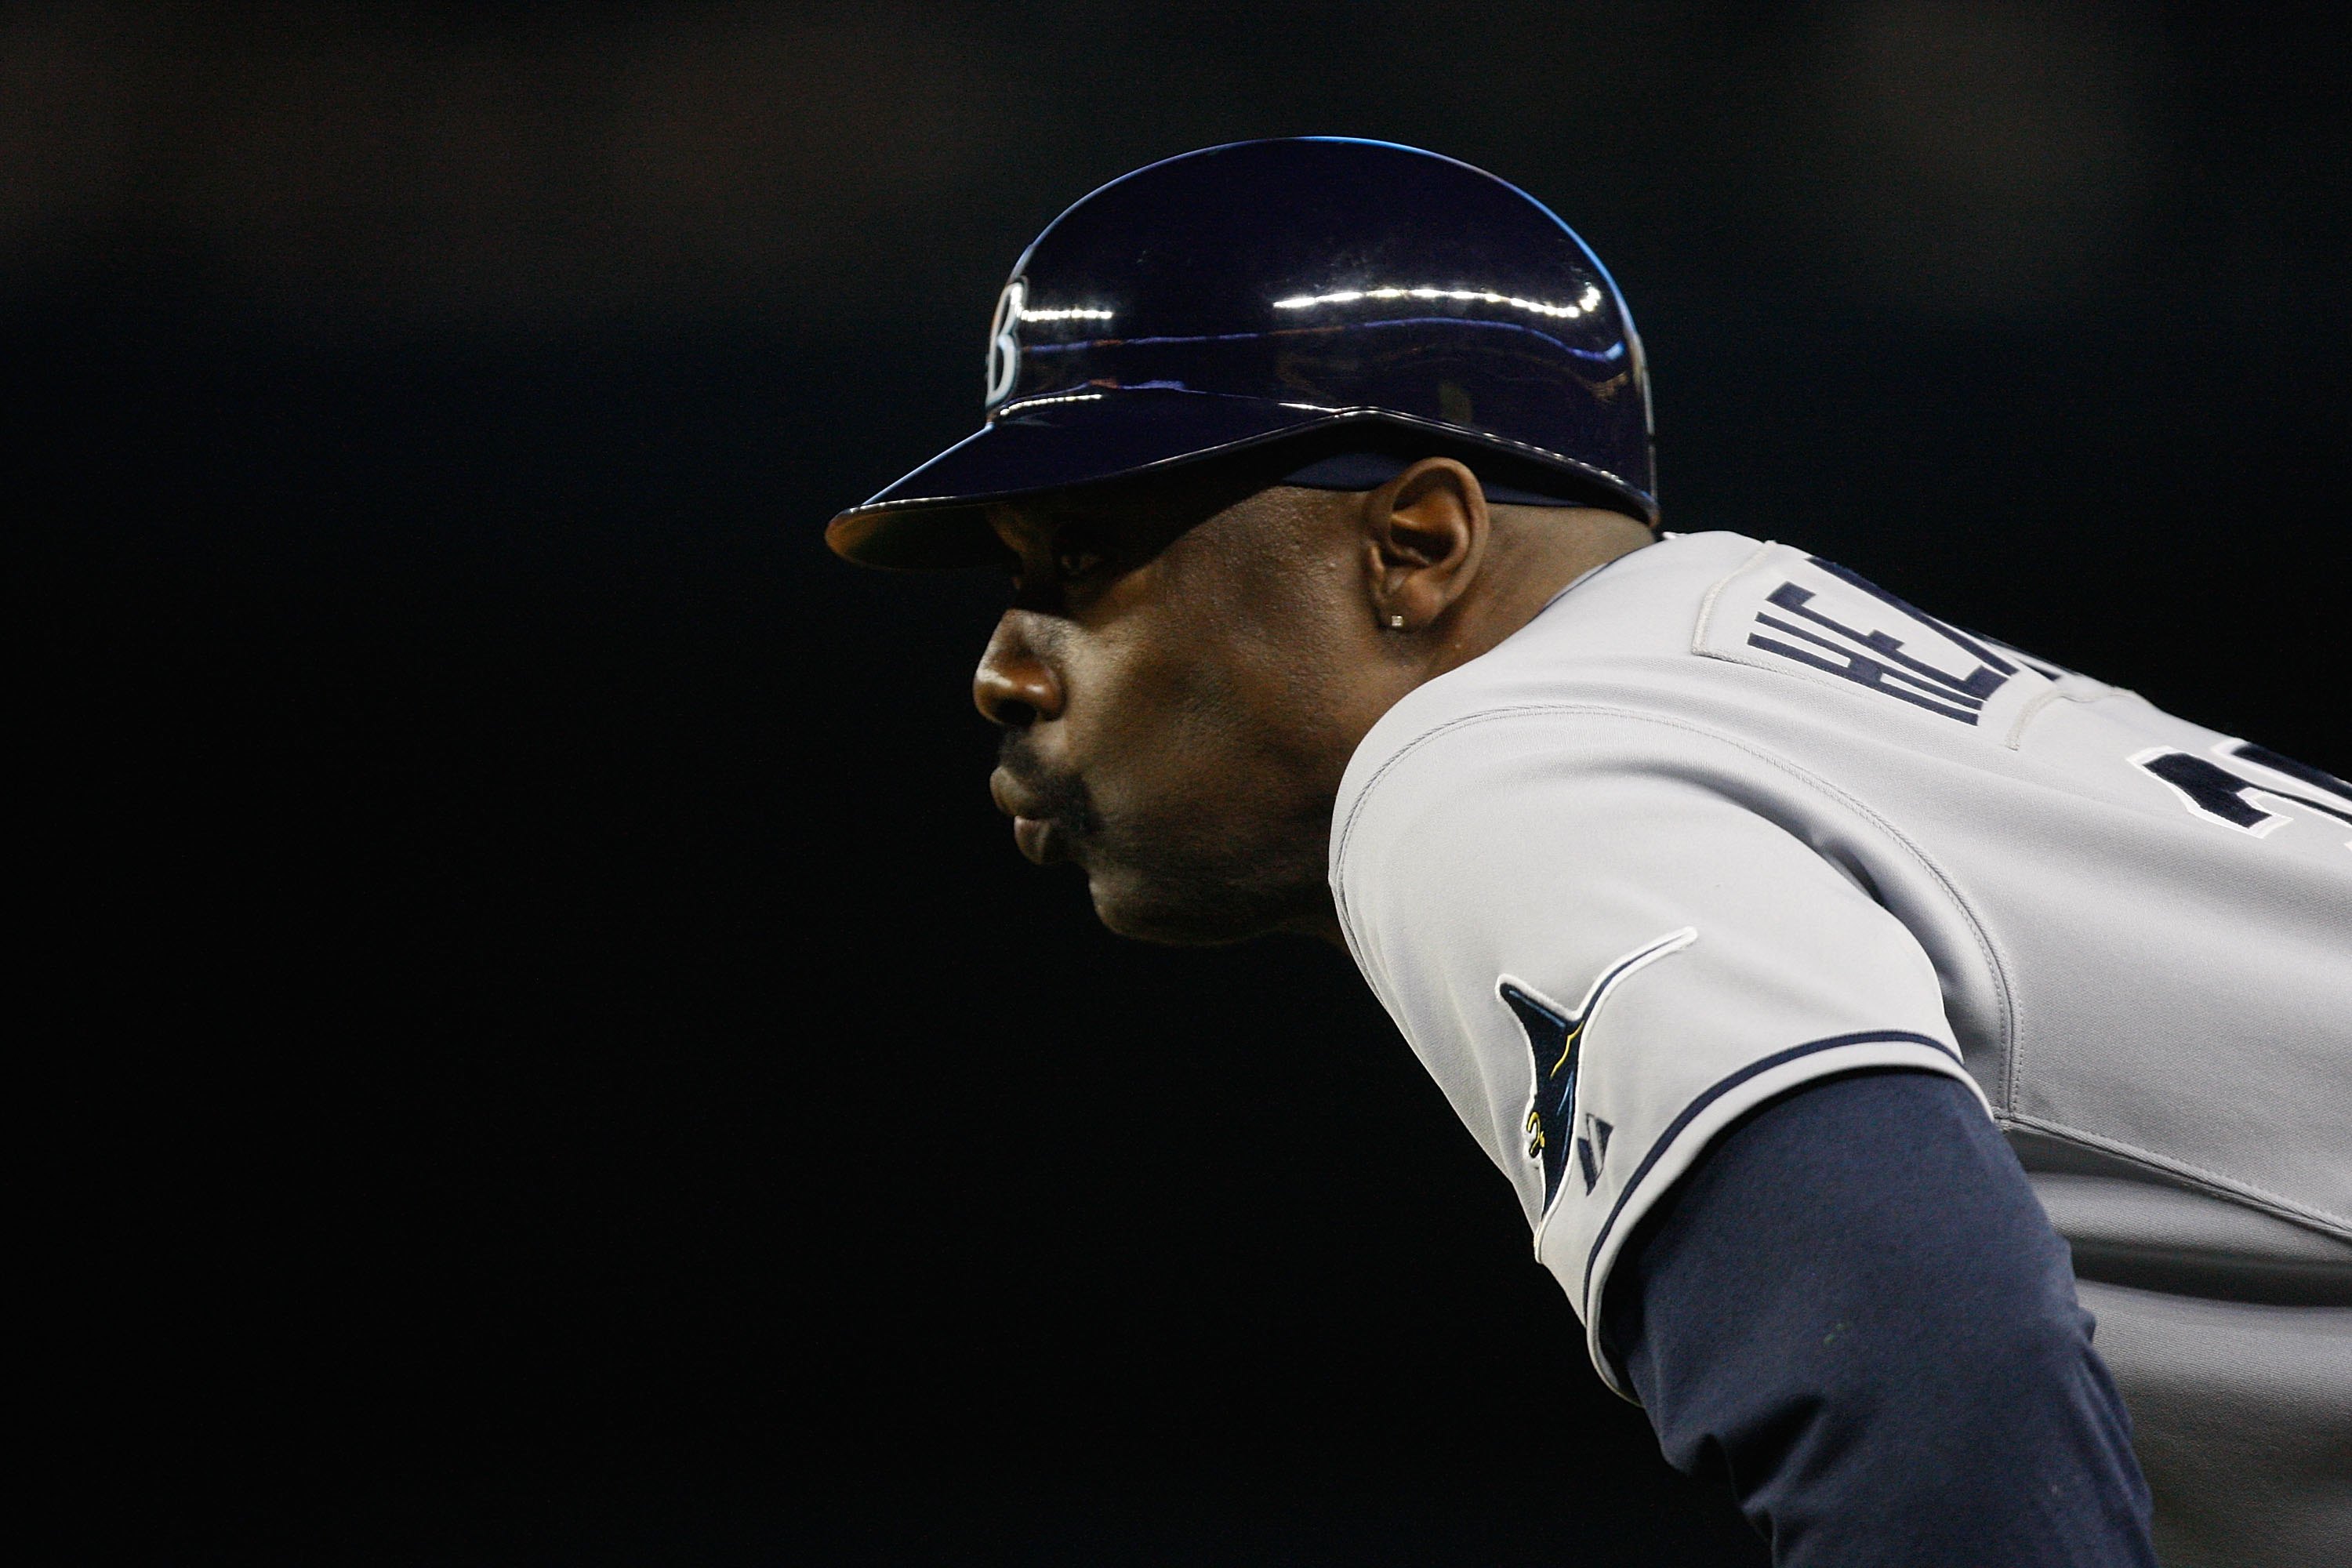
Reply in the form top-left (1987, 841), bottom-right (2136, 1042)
top-left (1581, 1029), bottom-right (1964, 1315)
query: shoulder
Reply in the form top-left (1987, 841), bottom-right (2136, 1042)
top-left (1330, 531), bottom-right (1819, 873)
top-left (1334, 528), bottom-right (2116, 855)
top-left (1338, 532), bottom-right (1763, 782)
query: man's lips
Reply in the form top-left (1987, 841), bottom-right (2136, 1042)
top-left (990, 765), bottom-right (1072, 866)
top-left (1011, 814), bottom-right (1056, 864)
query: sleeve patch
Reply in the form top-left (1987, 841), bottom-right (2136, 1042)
top-left (1499, 927), bottom-right (1696, 1228)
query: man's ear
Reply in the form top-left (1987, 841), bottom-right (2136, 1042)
top-left (1361, 458), bottom-right (1489, 632)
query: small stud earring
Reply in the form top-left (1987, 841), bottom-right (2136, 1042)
top-left (1388, 613), bottom-right (1406, 630)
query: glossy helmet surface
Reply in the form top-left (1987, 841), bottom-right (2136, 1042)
top-left (826, 137), bottom-right (1654, 567)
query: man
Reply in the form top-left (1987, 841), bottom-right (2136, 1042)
top-left (826, 140), bottom-right (2350, 1565)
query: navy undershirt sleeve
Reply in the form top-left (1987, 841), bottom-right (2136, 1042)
top-left (1598, 1069), bottom-right (2155, 1567)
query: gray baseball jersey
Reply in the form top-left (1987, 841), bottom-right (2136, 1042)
top-left (1330, 531), bottom-right (2350, 1565)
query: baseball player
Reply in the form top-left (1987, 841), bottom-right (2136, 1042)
top-left (826, 140), bottom-right (2350, 1566)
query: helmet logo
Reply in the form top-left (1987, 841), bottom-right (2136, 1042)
top-left (985, 277), bottom-right (1026, 407)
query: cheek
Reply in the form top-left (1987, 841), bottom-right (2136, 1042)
top-left (1086, 625), bottom-right (1252, 772)
top-left (1069, 528), bottom-right (1363, 825)
top-left (1203, 585), bottom-right (1361, 764)
top-left (1045, 625), bottom-right (1243, 822)
top-left (1093, 630), bottom-right (1345, 832)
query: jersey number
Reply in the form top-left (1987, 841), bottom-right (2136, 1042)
top-left (2130, 742), bottom-right (2352, 847)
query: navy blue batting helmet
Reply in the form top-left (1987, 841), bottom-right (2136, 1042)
top-left (826, 138), bottom-right (1655, 567)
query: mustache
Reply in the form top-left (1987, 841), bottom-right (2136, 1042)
top-left (996, 733), bottom-right (1102, 836)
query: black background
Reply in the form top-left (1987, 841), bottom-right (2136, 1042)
top-left (16, 5), bottom-right (2347, 1563)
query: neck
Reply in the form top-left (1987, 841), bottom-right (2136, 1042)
top-left (1425, 506), bottom-right (1653, 680)
top-left (1304, 508), bottom-right (1654, 951)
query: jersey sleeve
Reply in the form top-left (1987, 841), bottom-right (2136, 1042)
top-left (1602, 1071), bottom-right (2156, 1564)
top-left (1330, 707), bottom-right (1989, 1396)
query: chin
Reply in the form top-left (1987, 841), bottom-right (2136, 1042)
top-left (1084, 866), bottom-right (1300, 948)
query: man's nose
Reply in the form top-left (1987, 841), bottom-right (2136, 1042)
top-left (973, 612), bottom-right (1065, 729)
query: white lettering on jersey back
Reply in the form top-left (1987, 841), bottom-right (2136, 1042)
top-left (1693, 543), bottom-right (2057, 738)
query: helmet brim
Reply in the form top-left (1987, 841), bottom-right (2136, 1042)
top-left (824, 388), bottom-right (1653, 569)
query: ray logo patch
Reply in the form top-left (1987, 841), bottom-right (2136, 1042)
top-left (1499, 927), bottom-right (1697, 1214)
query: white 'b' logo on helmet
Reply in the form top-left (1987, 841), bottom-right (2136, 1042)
top-left (985, 277), bottom-right (1026, 407)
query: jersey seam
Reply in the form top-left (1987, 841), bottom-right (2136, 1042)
top-left (1332, 702), bottom-right (2020, 1105)
top-left (2001, 1111), bottom-right (2352, 1238)
top-left (2001, 684), bottom-right (2101, 750)
top-left (1686, 537), bottom-right (1777, 655)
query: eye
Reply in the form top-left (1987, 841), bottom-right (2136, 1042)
top-left (1055, 544), bottom-right (1105, 580)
